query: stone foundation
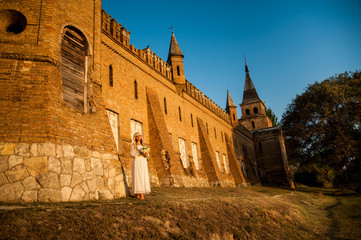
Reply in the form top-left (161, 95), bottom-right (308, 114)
top-left (0, 142), bottom-right (127, 202)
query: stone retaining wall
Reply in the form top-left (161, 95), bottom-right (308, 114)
top-left (0, 142), bottom-right (127, 202)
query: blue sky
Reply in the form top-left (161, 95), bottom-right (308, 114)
top-left (102, 0), bottom-right (361, 120)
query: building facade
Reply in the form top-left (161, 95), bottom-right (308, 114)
top-left (0, 0), bottom-right (293, 202)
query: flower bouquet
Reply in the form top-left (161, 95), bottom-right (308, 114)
top-left (139, 146), bottom-right (150, 157)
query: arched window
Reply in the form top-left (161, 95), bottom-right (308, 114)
top-left (252, 121), bottom-right (255, 129)
top-left (221, 131), bottom-right (223, 142)
top-left (206, 123), bottom-right (209, 134)
top-left (178, 106), bottom-right (182, 121)
top-left (233, 114), bottom-right (235, 121)
top-left (191, 114), bottom-right (193, 127)
top-left (177, 66), bottom-right (180, 76)
top-left (134, 80), bottom-right (138, 99)
top-left (61, 26), bottom-right (88, 112)
top-left (214, 127), bottom-right (217, 139)
top-left (164, 97), bottom-right (167, 114)
top-left (246, 109), bottom-right (250, 115)
top-left (254, 107), bottom-right (258, 114)
top-left (109, 65), bottom-right (113, 86)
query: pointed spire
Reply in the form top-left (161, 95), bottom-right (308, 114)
top-left (226, 90), bottom-right (236, 110)
top-left (167, 31), bottom-right (183, 63)
top-left (242, 61), bottom-right (260, 105)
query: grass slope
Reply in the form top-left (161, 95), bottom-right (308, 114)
top-left (0, 186), bottom-right (360, 239)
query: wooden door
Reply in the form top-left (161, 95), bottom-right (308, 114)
top-left (61, 27), bottom-right (87, 111)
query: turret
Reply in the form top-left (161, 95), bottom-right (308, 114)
top-left (167, 31), bottom-right (186, 94)
top-left (239, 61), bottom-right (272, 130)
top-left (226, 90), bottom-right (238, 126)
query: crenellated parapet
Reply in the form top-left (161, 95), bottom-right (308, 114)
top-left (101, 10), bottom-right (172, 80)
top-left (185, 80), bottom-right (232, 124)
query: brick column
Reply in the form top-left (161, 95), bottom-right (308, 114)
top-left (224, 133), bottom-right (247, 186)
top-left (146, 88), bottom-right (184, 186)
top-left (196, 118), bottom-right (223, 186)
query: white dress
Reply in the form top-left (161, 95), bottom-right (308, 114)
top-left (131, 144), bottom-right (151, 194)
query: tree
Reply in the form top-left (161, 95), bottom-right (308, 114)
top-left (265, 107), bottom-right (279, 127)
top-left (281, 71), bottom-right (361, 191)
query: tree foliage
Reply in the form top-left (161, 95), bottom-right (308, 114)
top-left (281, 71), bottom-right (361, 191)
top-left (265, 107), bottom-right (279, 127)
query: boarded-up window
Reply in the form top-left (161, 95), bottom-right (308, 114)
top-left (61, 27), bottom-right (88, 112)
top-left (223, 154), bottom-right (229, 174)
top-left (191, 142), bottom-right (199, 170)
top-left (107, 110), bottom-right (119, 150)
top-left (131, 119), bottom-right (143, 141)
top-left (216, 151), bottom-right (222, 172)
top-left (178, 138), bottom-right (188, 168)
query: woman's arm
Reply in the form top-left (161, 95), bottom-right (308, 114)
top-left (130, 144), bottom-right (139, 158)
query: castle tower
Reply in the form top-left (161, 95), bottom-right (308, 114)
top-left (0, 0), bottom-right (126, 202)
top-left (167, 31), bottom-right (186, 94)
top-left (239, 61), bottom-right (272, 130)
top-left (225, 90), bottom-right (238, 126)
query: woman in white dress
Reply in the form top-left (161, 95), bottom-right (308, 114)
top-left (130, 132), bottom-right (151, 200)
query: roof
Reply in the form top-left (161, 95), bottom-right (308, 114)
top-left (226, 90), bottom-right (236, 110)
top-left (242, 61), bottom-right (261, 105)
top-left (167, 31), bottom-right (183, 63)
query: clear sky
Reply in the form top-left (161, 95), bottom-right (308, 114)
top-left (102, 0), bottom-right (361, 120)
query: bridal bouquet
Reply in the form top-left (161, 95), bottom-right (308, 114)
top-left (139, 146), bottom-right (150, 156)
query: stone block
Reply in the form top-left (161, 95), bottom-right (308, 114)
top-left (5, 164), bottom-right (28, 182)
top-left (102, 153), bottom-right (112, 160)
top-left (91, 158), bottom-right (103, 176)
top-left (37, 172), bottom-right (60, 188)
top-left (38, 143), bottom-right (56, 157)
top-left (48, 156), bottom-right (61, 174)
top-left (61, 187), bottom-right (72, 201)
top-left (38, 188), bottom-right (62, 202)
top-left (8, 155), bottom-right (24, 169)
top-left (96, 176), bottom-right (105, 191)
top-left (63, 145), bottom-right (75, 159)
top-left (71, 172), bottom-right (82, 187)
top-left (0, 173), bottom-right (9, 185)
top-left (91, 151), bottom-right (101, 159)
top-left (74, 146), bottom-right (90, 158)
top-left (24, 156), bottom-right (48, 177)
top-left (73, 157), bottom-right (86, 174)
top-left (89, 191), bottom-right (99, 200)
top-left (84, 158), bottom-right (91, 172)
top-left (60, 174), bottom-right (72, 187)
top-left (60, 158), bottom-right (72, 174)
top-left (30, 144), bottom-right (38, 157)
top-left (22, 176), bottom-right (40, 190)
top-left (100, 189), bottom-right (113, 200)
top-left (114, 181), bottom-right (126, 198)
top-left (0, 156), bottom-right (8, 172)
top-left (21, 190), bottom-right (38, 202)
top-left (0, 143), bottom-right (17, 155)
top-left (87, 178), bottom-right (97, 192)
top-left (15, 143), bottom-right (30, 157)
top-left (80, 181), bottom-right (89, 193)
top-left (0, 182), bottom-right (24, 202)
top-left (70, 185), bottom-right (85, 201)
top-left (107, 177), bottom-right (114, 192)
top-left (108, 167), bottom-right (116, 178)
top-left (56, 145), bottom-right (63, 158)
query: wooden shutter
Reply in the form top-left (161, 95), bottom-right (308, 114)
top-left (61, 28), bottom-right (86, 111)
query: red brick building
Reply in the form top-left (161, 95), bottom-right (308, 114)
top-left (0, 0), bottom-right (293, 202)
